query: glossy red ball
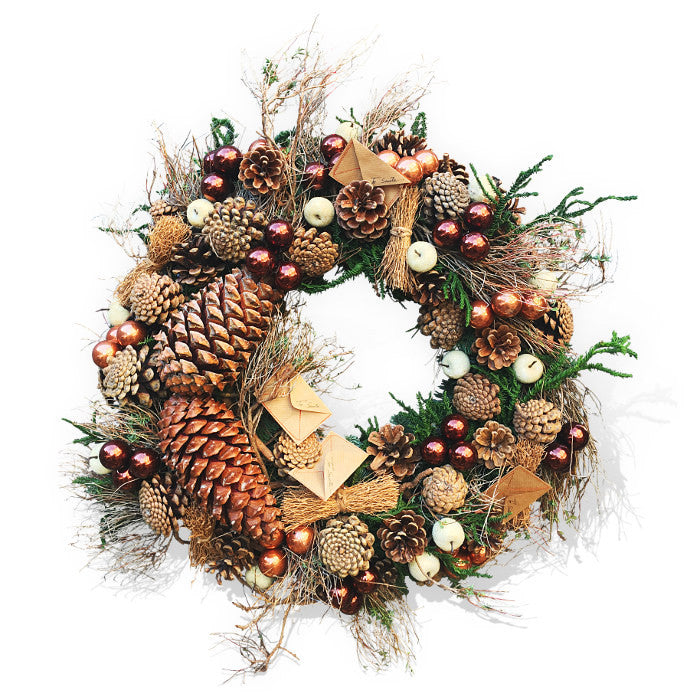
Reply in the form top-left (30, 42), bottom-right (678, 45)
top-left (275, 262), bottom-right (302, 291)
top-left (460, 231), bottom-right (490, 261)
top-left (213, 145), bottom-right (242, 176)
top-left (303, 162), bottom-right (329, 191)
top-left (470, 300), bottom-right (494, 329)
top-left (340, 590), bottom-right (363, 615)
top-left (116, 320), bottom-right (147, 347)
top-left (421, 437), bottom-right (448, 465)
top-left (248, 138), bottom-right (268, 151)
top-left (245, 247), bottom-right (276, 278)
top-left (432, 220), bottom-right (462, 248)
top-left (320, 134), bottom-right (347, 162)
top-left (326, 580), bottom-right (354, 610)
top-left (441, 414), bottom-right (469, 441)
top-left (113, 468), bottom-right (138, 491)
top-left (449, 441), bottom-right (478, 471)
top-left (202, 150), bottom-right (216, 174)
top-left (543, 443), bottom-right (572, 471)
top-left (105, 326), bottom-right (120, 343)
top-left (258, 548), bottom-right (288, 577)
top-left (201, 172), bottom-right (229, 202)
top-left (265, 219), bottom-right (295, 249)
top-left (445, 548), bottom-right (473, 580)
top-left (520, 293), bottom-right (549, 320)
top-left (128, 447), bottom-right (161, 480)
top-left (353, 568), bottom-right (379, 595)
top-left (464, 202), bottom-right (494, 230)
top-left (469, 545), bottom-right (489, 566)
top-left (491, 290), bottom-right (523, 318)
top-left (92, 340), bottom-right (120, 368)
top-left (99, 439), bottom-right (131, 471)
top-left (259, 529), bottom-right (285, 549)
top-left (558, 422), bottom-right (590, 451)
top-left (286, 526), bottom-right (315, 555)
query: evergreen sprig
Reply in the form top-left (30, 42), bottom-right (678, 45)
top-left (210, 117), bottom-right (238, 148)
top-left (411, 112), bottom-right (427, 139)
top-left (440, 268), bottom-right (473, 324)
top-left (389, 386), bottom-right (454, 442)
top-left (532, 187), bottom-right (637, 223)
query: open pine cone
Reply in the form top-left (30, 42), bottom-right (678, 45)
top-left (472, 323), bottom-right (521, 371)
top-left (418, 302), bottom-right (465, 350)
top-left (139, 472), bottom-right (190, 538)
top-left (273, 432), bottom-right (322, 476)
top-left (335, 180), bottom-right (389, 239)
top-left (202, 197), bottom-right (267, 263)
top-left (513, 400), bottom-right (562, 444)
top-left (238, 144), bottom-right (285, 194)
top-left (169, 233), bottom-right (226, 289)
top-left (366, 424), bottom-right (419, 480)
top-left (473, 421), bottom-right (516, 469)
top-left (437, 155), bottom-right (469, 186)
top-left (377, 510), bottom-right (428, 564)
top-left (412, 269), bottom-right (447, 307)
top-left (289, 227), bottom-right (339, 277)
top-left (129, 272), bottom-right (184, 326)
top-left (99, 344), bottom-right (164, 408)
top-left (204, 527), bottom-right (256, 584)
top-left (372, 130), bottom-right (427, 157)
top-left (423, 171), bottom-right (470, 222)
top-left (422, 466), bottom-right (468, 514)
top-left (318, 515), bottom-right (375, 578)
top-left (533, 300), bottom-right (574, 345)
top-left (452, 373), bottom-right (501, 420)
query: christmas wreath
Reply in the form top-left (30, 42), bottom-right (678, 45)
top-left (67, 42), bottom-right (637, 675)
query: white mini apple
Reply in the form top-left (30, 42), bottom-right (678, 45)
top-left (440, 350), bottom-right (471, 379)
top-left (88, 443), bottom-right (111, 475)
top-left (107, 300), bottom-right (131, 327)
top-left (244, 565), bottom-right (274, 590)
top-left (530, 269), bottom-right (560, 293)
top-left (304, 197), bottom-right (335, 227)
top-left (468, 174), bottom-right (499, 203)
top-left (432, 518), bottom-right (466, 552)
top-left (187, 198), bottom-right (215, 228)
top-left (406, 241), bottom-right (438, 273)
top-left (336, 122), bottom-right (360, 142)
top-left (408, 552), bottom-right (441, 582)
top-left (512, 353), bottom-right (545, 383)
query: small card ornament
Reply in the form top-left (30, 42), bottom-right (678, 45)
top-left (482, 466), bottom-right (551, 522)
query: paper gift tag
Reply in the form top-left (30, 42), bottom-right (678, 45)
top-left (482, 466), bottom-right (551, 522)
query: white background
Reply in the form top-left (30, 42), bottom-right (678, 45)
top-left (2, 1), bottom-right (698, 697)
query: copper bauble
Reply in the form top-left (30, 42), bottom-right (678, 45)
top-left (275, 262), bottom-right (302, 291)
top-left (520, 293), bottom-right (549, 320)
top-left (414, 149), bottom-right (440, 175)
top-left (128, 447), bottom-right (160, 480)
top-left (303, 162), bottom-right (329, 191)
top-left (286, 526), bottom-right (314, 555)
top-left (491, 290), bottom-right (523, 318)
top-left (106, 327), bottom-right (120, 343)
top-left (320, 134), bottom-right (347, 162)
top-left (265, 219), bottom-right (294, 249)
top-left (470, 300), bottom-right (494, 329)
top-left (543, 443), bottom-right (572, 471)
top-left (202, 150), bottom-right (216, 174)
top-left (433, 220), bottom-right (462, 248)
top-left (445, 548), bottom-right (473, 580)
top-left (469, 545), bottom-right (489, 566)
top-left (92, 340), bottom-right (120, 368)
top-left (340, 590), bottom-right (363, 615)
top-left (245, 247), bottom-right (275, 278)
top-left (464, 202), bottom-right (494, 230)
top-left (201, 172), bottom-right (229, 201)
top-left (213, 145), bottom-right (242, 176)
top-left (395, 156), bottom-right (423, 185)
top-left (248, 138), bottom-right (267, 151)
top-left (449, 442), bottom-right (478, 471)
top-left (441, 414), bottom-right (469, 441)
top-left (421, 436), bottom-right (448, 465)
top-left (377, 149), bottom-right (400, 167)
top-left (353, 567), bottom-right (379, 594)
top-left (460, 231), bottom-right (490, 261)
top-left (259, 529), bottom-right (285, 549)
top-left (558, 423), bottom-right (589, 452)
top-left (258, 548), bottom-right (288, 577)
top-left (99, 439), bottom-right (131, 471)
top-left (116, 320), bottom-right (147, 347)
top-left (113, 468), bottom-right (138, 491)
top-left (326, 580), bottom-right (354, 610)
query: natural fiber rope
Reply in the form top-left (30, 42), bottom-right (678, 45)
top-left (389, 226), bottom-right (412, 237)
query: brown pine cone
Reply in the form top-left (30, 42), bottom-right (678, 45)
top-left (472, 323), bottom-right (521, 371)
top-left (169, 233), bottom-right (226, 289)
top-left (452, 373), bottom-right (501, 420)
top-left (412, 269), bottom-right (447, 307)
top-left (238, 145), bottom-right (285, 195)
top-left (202, 197), bottom-right (267, 263)
top-left (149, 199), bottom-right (182, 218)
top-left (273, 433), bottom-right (322, 477)
top-left (139, 472), bottom-right (190, 537)
top-left (99, 344), bottom-right (165, 408)
top-left (158, 395), bottom-right (283, 542)
top-left (423, 171), bottom-right (470, 222)
top-left (437, 155), bottom-right (469, 186)
top-left (372, 558), bottom-right (398, 587)
top-left (372, 130), bottom-right (427, 157)
top-left (129, 272), bottom-right (184, 326)
top-left (473, 420), bottom-right (515, 469)
top-left (533, 300), bottom-right (574, 345)
top-left (204, 527), bottom-right (256, 584)
top-left (377, 510), bottom-right (428, 564)
top-left (422, 466), bottom-right (468, 514)
top-left (335, 180), bottom-right (389, 239)
top-left (513, 400), bottom-right (562, 444)
top-left (418, 302), bottom-right (465, 350)
top-left (289, 227), bottom-right (339, 277)
top-left (318, 515), bottom-right (375, 577)
top-left (366, 424), bottom-right (419, 480)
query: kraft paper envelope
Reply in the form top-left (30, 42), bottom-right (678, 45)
top-left (290, 432), bottom-right (369, 501)
top-left (482, 467), bottom-right (551, 522)
top-left (329, 138), bottom-right (410, 208)
top-left (262, 375), bottom-right (331, 444)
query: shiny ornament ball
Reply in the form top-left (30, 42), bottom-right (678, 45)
top-left (469, 545), bottom-right (489, 566)
top-left (340, 590), bottom-right (363, 615)
top-left (320, 134), bottom-right (347, 162)
top-left (433, 219), bottom-right (462, 248)
top-left (286, 526), bottom-right (315, 555)
top-left (107, 300), bottom-right (131, 327)
top-left (105, 326), bottom-right (120, 343)
top-left (432, 518), bottom-right (466, 552)
top-left (460, 231), bottom-right (490, 261)
top-left (395, 156), bottom-right (423, 184)
top-left (92, 340), bottom-right (120, 368)
top-left (491, 290), bottom-right (523, 318)
top-left (202, 150), bottom-right (216, 174)
top-left (408, 552), bottom-right (441, 582)
top-left (302, 161), bottom-right (329, 191)
top-left (336, 121), bottom-right (360, 142)
top-left (213, 145), bottom-right (242, 176)
top-left (558, 422), bottom-right (589, 452)
top-left (512, 354), bottom-right (545, 384)
top-left (275, 262), bottom-right (302, 291)
top-left (464, 201), bottom-right (494, 230)
top-left (258, 548), bottom-right (288, 577)
top-left (248, 138), bottom-right (267, 151)
top-left (326, 580), bottom-right (355, 609)
top-left (440, 350), bottom-right (471, 379)
top-left (470, 300), bottom-right (494, 329)
top-left (187, 198), bottom-right (215, 228)
top-left (353, 568), bottom-right (379, 595)
top-left (520, 292), bottom-right (549, 320)
top-left (414, 149), bottom-right (440, 175)
top-left (245, 565), bottom-right (274, 590)
top-left (259, 529), bottom-right (285, 549)
top-left (303, 197), bottom-right (335, 227)
top-left (441, 414), bottom-right (469, 441)
top-left (201, 172), bottom-right (229, 201)
top-left (116, 320), bottom-right (147, 347)
top-left (128, 447), bottom-right (160, 480)
top-left (543, 443), bottom-right (572, 471)
top-left (245, 247), bottom-right (275, 278)
top-left (445, 548), bottom-right (473, 580)
top-left (265, 219), bottom-right (294, 249)
top-left (421, 436), bottom-right (448, 465)
top-left (113, 468), bottom-right (138, 491)
top-left (406, 241), bottom-right (438, 272)
top-left (99, 439), bottom-right (131, 471)
top-left (377, 149), bottom-right (400, 168)
top-left (449, 441), bottom-right (478, 471)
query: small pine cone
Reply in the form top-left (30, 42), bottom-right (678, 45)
top-left (412, 269), bottom-right (447, 307)
top-left (472, 323), bottom-right (521, 371)
top-left (473, 420), bottom-right (516, 469)
top-left (170, 233), bottom-right (226, 289)
top-left (289, 227), bottom-right (339, 277)
top-left (533, 300), bottom-right (574, 345)
top-left (202, 197), bottom-right (267, 263)
top-left (437, 155), bottom-right (469, 186)
top-left (273, 433), bottom-right (322, 476)
top-left (423, 171), bottom-right (470, 222)
top-left (418, 302), bottom-right (465, 350)
top-left (204, 528), bottom-right (256, 584)
top-left (238, 145), bottom-right (285, 194)
top-left (139, 472), bottom-right (190, 537)
top-left (372, 558), bottom-right (398, 587)
top-left (453, 373), bottom-right (501, 420)
top-left (100, 344), bottom-right (165, 408)
top-left (366, 424), bottom-right (419, 480)
top-left (129, 272), bottom-right (184, 326)
top-left (513, 400), bottom-right (563, 444)
top-left (377, 510), bottom-right (428, 564)
top-left (372, 130), bottom-right (427, 157)
top-left (335, 180), bottom-right (389, 240)
top-left (422, 466), bottom-right (468, 515)
top-left (318, 514), bottom-right (375, 578)
top-left (149, 199), bottom-right (182, 218)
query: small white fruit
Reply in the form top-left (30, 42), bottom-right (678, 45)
top-left (530, 269), bottom-right (560, 293)
top-left (88, 443), bottom-right (111, 475)
top-left (244, 566), bottom-right (274, 590)
top-left (432, 518), bottom-right (466, 552)
top-left (304, 197), bottom-right (335, 227)
top-left (468, 174), bottom-right (499, 203)
top-left (440, 350), bottom-right (471, 379)
top-left (512, 353), bottom-right (545, 384)
top-left (187, 198), bottom-right (215, 228)
top-left (336, 122), bottom-right (360, 142)
top-left (406, 241), bottom-right (438, 273)
top-left (408, 552), bottom-right (441, 582)
top-left (107, 300), bottom-right (130, 327)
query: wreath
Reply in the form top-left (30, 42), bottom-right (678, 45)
top-left (67, 42), bottom-right (637, 676)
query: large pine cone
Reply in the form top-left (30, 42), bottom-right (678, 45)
top-left (318, 515), bottom-right (375, 577)
top-left (155, 269), bottom-right (275, 397)
top-left (372, 130), bottom-right (427, 157)
top-left (423, 171), bottom-right (470, 222)
top-left (422, 466), bottom-right (468, 514)
top-left (533, 300), bottom-right (574, 345)
top-left (202, 197), bottom-right (267, 263)
top-left (99, 344), bottom-right (165, 408)
top-left (139, 472), bottom-right (190, 537)
top-left (158, 395), bottom-right (282, 542)
top-left (452, 373), bottom-right (501, 420)
top-left (335, 180), bottom-right (389, 239)
top-left (366, 424), bottom-right (419, 480)
top-left (129, 272), bottom-right (184, 326)
top-left (473, 421), bottom-right (515, 469)
top-left (238, 144), bottom-right (285, 195)
top-left (513, 400), bottom-right (562, 444)
top-left (204, 527), bottom-right (256, 584)
top-left (472, 323), bottom-right (521, 371)
top-left (289, 227), bottom-right (339, 277)
top-left (412, 269), bottom-right (447, 307)
top-left (273, 432), bottom-right (322, 477)
top-left (169, 233), bottom-right (226, 289)
top-left (418, 302), bottom-right (465, 350)
top-left (437, 155), bottom-right (469, 186)
top-left (377, 510), bottom-right (427, 564)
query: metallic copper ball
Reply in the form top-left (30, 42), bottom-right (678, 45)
top-left (320, 134), bottom-right (347, 162)
top-left (449, 441), bottom-right (478, 471)
top-left (395, 156), bottom-right (423, 185)
top-left (259, 529), bottom-right (285, 550)
top-left (258, 548), bottom-right (288, 578)
top-left (245, 247), bottom-right (276, 278)
top-left (248, 138), bottom-right (268, 151)
top-left (414, 149), bottom-right (440, 175)
top-left (445, 549), bottom-right (473, 580)
top-left (491, 290), bottom-right (523, 318)
top-left (265, 219), bottom-right (295, 249)
top-left (113, 468), bottom-right (138, 491)
top-left (105, 326), bottom-right (120, 343)
top-left (377, 150), bottom-right (400, 167)
top-left (275, 262), bottom-right (302, 291)
top-left (99, 439), bottom-right (131, 471)
top-left (543, 443), bottom-right (572, 471)
top-left (558, 422), bottom-right (589, 452)
top-left (326, 580), bottom-right (352, 610)
top-left (520, 292), bottom-right (549, 320)
top-left (92, 340), bottom-right (120, 368)
top-left (464, 202), bottom-right (494, 230)
top-left (340, 590), bottom-right (363, 615)
top-left (441, 414), bottom-right (469, 441)
top-left (433, 219), bottom-right (462, 248)
top-left (286, 526), bottom-right (314, 555)
top-left (202, 150), bottom-right (216, 174)
top-left (201, 172), bottom-right (229, 202)
top-left (213, 145), bottom-right (242, 176)
top-left (460, 231), bottom-right (490, 261)
top-left (353, 567), bottom-right (379, 595)
top-left (303, 161), bottom-right (329, 191)
top-left (128, 447), bottom-right (160, 480)
top-left (421, 436), bottom-right (448, 465)
top-left (469, 545), bottom-right (489, 566)
top-left (116, 320), bottom-right (147, 347)
top-left (470, 300), bottom-right (494, 329)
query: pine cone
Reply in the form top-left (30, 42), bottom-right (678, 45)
top-left (513, 400), bottom-right (563, 444)
top-left (377, 510), bottom-right (427, 564)
top-left (472, 323), bottom-right (521, 371)
top-left (238, 145), bottom-right (285, 195)
top-left (273, 432), bottom-right (322, 477)
top-left (129, 272), bottom-right (184, 326)
top-left (169, 233), bottom-right (226, 289)
top-left (366, 424), bottom-right (419, 480)
top-left (155, 269), bottom-right (275, 397)
top-left (204, 527), bottom-right (256, 584)
top-left (149, 199), bottom-right (182, 218)
top-left (289, 228), bottom-right (339, 277)
top-left (453, 373), bottom-right (501, 420)
top-left (423, 171), bottom-right (470, 222)
top-left (99, 344), bottom-right (165, 408)
top-left (533, 300), bottom-right (574, 345)
top-left (318, 515), bottom-right (375, 577)
top-left (202, 197), bottom-right (267, 263)
top-left (372, 558), bottom-right (398, 587)
top-left (437, 155), bottom-right (469, 186)
top-left (412, 269), bottom-right (447, 307)
top-left (473, 421), bottom-right (515, 469)
top-left (335, 180), bottom-right (389, 239)
top-left (139, 472), bottom-right (190, 537)
top-left (418, 302), bottom-right (465, 350)
top-left (372, 130), bottom-right (427, 157)
top-left (422, 466), bottom-right (468, 515)
top-left (158, 395), bottom-right (283, 542)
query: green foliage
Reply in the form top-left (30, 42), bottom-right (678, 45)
top-left (366, 601), bottom-right (395, 630)
top-left (274, 128), bottom-right (295, 150)
top-left (210, 117), bottom-right (238, 148)
top-left (532, 187), bottom-right (637, 223)
top-left (389, 383), bottom-right (455, 443)
top-left (411, 112), bottom-right (427, 139)
top-left (262, 58), bottom-right (280, 84)
top-left (73, 474), bottom-right (112, 497)
top-left (439, 268), bottom-right (472, 325)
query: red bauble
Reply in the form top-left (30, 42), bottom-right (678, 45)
top-left (520, 293), bottom-right (549, 320)
top-left (414, 149), bottom-right (440, 175)
top-left (116, 320), bottom-right (147, 347)
top-left (395, 156), bottom-right (423, 185)
top-left (303, 162), bottom-right (329, 191)
top-left (326, 580), bottom-right (354, 609)
top-left (92, 340), bottom-right (120, 368)
top-left (558, 422), bottom-right (590, 452)
top-left (459, 231), bottom-right (490, 261)
top-left (470, 300), bottom-right (494, 329)
top-left (213, 145), bottom-right (242, 176)
top-left (258, 548), bottom-right (288, 577)
top-left (245, 247), bottom-right (275, 278)
top-left (113, 469), bottom-right (138, 491)
top-left (320, 134), bottom-right (348, 162)
top-left (491, 290), bottom-right (523, 318)
top-left (259, 529), bottom-right (285, 549)
top-left (265, 219), bottom-right (294, 249)
top-left (99, 439), bottom-right (131, 471)
top-left (340, 590), bottom-right (363, 615)
top-left (449, 442), bottom-right (478, 471)
top-left (377, 150), bottom-right (400, 167)
top-left (543, 443), bottom-right (572, 471)
top-left (421, 437), bottom-right (448, 465)
top-left (353, 568), bottom-right (379, 595)
top-left (441, 414), bottom-right (469, 441)
top-left (201, 172), bottom-right (229, 201)
top-left (128, 447), bottom-right (160, 480)
top-left (328, 152), bottom-right (343, 168)
top-left (105, 326), bottom-right (120, 343)
top-left (275, 262), bottom-right (302, 291)
top-left (248, 138), bottom-right (267, 151)
top-left (286, 526), bottom-right (315, 555)
top-left (469, 545), bottom-right (489, 566)
top-left (464, 202), bottom-right (494, 230)
top-left (202, 150), bottom-right (216, 174)
top-left (432, 220), bottom-right (462, 248)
